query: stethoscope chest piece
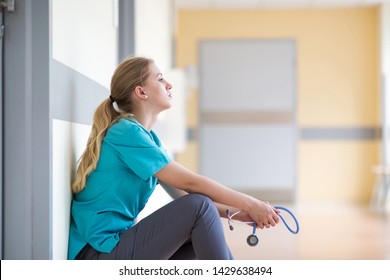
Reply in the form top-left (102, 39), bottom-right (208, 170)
top-left (246, 223), bottom-right (259, 246)
top-left (247, 234), bottom-right (259, 246)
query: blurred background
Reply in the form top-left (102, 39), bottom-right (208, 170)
top-left (0, 0), bottom-right (389, 259)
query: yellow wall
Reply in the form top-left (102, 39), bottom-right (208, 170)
top-left (175, 7), bottom-right (380, 204)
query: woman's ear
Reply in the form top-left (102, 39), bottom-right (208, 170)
top-left (134, 86), bottom-right (147, 100)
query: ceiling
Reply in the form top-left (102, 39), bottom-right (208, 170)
top-left (174, 0), bottom-right (390, 9)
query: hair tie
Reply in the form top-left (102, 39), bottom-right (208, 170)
top-left (112, 101), bottom-right (125, 114)
top-left (109, 95), bottom-right (115, 103)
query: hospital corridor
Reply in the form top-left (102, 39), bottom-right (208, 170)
top-left (1, 0), bottom-right (390, 264)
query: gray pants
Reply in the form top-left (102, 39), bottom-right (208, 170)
top-left (76, 194), bottom-right (234, 260)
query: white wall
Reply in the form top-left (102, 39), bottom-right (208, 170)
top-left (52, 120), bottom-right (91, 259)
top-left (52, 0), bottom-right (118, 89)
top-left (51, 0), bottom-right (118, 259)
top-left (135, 0), bottom-right (173, 72)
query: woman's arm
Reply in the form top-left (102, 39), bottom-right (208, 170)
top-left (159, 181), bottom-right (254, 224)
top-left (154, 160), bottom-right (280, 229)
top-left (159, 180), bottom-right (253, 224)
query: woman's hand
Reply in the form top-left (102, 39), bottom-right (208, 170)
top-left (245, 200), bottom-right (280, 229)
top-left (221, 201), bottom-right (280, 230)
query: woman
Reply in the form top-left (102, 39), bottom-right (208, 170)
top-left (68, 56), bottom-right (280, 260)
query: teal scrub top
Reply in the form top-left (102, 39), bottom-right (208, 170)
top-left (67, 118), bottom-right (172, 260)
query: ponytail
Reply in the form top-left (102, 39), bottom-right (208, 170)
top-left (71, 98), bottom-right (119, 194)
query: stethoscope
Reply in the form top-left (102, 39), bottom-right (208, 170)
top-left (226, 206), bottom-right (300, 246)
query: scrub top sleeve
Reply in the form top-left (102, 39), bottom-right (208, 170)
top-left (117, 145), bottom-right (171, 180)
top-left (105, 120), bottom-right (172, 180)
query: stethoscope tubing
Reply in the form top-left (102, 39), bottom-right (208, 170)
top-left (274, 205), bottom-right (300, 234)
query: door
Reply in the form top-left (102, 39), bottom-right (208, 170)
top-left (199, 39), bottom-right (297, 201)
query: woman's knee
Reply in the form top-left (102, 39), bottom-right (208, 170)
top-left (185, 193), bottom-right (213, 206)
top-left (183, 194), bottom-right (218, 216)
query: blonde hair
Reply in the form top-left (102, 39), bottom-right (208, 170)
top-left (71, 57), bottom-right (153, 194)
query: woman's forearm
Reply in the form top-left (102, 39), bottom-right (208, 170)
top-left (155, 160), bottom-right (279, 228)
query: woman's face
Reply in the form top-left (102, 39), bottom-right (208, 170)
top-left (143, 62), bottom-right (173, 112)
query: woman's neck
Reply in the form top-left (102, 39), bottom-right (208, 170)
top-left (132, 112), bottom-right (158, 131)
